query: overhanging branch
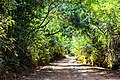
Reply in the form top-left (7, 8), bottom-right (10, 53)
top-left (45, 30), bottom-right (61, 36)
top-left (39, 2), bottom-right (55, 27)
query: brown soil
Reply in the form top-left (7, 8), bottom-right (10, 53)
top-left (4, 55), bottom-right (120, 80)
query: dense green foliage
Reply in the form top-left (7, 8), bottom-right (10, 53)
top-left (0, 0), bottom-right (120, 77)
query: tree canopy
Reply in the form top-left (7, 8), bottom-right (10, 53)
top-left (0, 0), bottom-right (120, 78)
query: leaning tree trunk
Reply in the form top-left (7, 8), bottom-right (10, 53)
top-left (107, 26), bottom-right (115, 68)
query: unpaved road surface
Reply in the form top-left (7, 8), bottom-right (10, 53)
top-left (17, 55), bottom-right (120, 80)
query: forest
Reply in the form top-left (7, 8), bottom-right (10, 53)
top-left (0, 0), bottom-right (120, 79)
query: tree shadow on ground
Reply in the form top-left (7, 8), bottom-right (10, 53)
top-left (16, 64), bottom-right (120, 80)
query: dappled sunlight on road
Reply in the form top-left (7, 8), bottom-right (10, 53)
top-left (17, 55), bottom-right (120, 80)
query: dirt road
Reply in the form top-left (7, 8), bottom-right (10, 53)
top-left (17, 55), bottom-right (120, 80)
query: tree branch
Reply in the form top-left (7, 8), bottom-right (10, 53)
top-left (39, 2), bottom-right (55, 27)
top-left (45, 30), bottom-right (61, 36)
